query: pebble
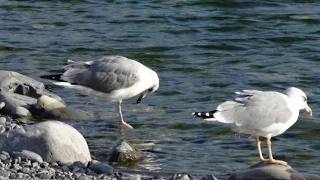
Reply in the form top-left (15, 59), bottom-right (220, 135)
top-left (0, 117), bottom-right (6, 125)
top-left (0, 154), bottom-right (7, 161)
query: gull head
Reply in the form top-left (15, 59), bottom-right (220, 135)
top-left (285, 87), bottom-right (312, 116)
top-left (136, 70), bottom-right (159, 104)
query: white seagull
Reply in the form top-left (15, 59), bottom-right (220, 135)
top-left (193, 87), bottom-right (312, 166)
top-left (41, 55), bottom-right (159, 129)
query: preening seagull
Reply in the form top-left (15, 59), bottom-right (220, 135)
top-left (41, 56), bottom-right (159, 129)
top-left (193, 87), bottom-right (312, 166)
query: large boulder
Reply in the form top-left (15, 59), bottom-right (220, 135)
top-left (228, 162), bottom-right (320, 180)
top-left (0, 120), bottom-right (91, 164)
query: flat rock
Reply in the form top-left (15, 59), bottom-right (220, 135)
top-left (228, 162), bottom-right (320, 180)
top-left (38, 107), bottom-right (93, 120)
top-left (108, 140), bottom-right (143, 164)
top-left (0, 120), bottom-right (91, 164)
top-left (12, 150), bottom-right (43, 163)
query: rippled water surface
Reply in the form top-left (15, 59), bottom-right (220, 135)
top-left (1, 0), bottom-right (320, 178)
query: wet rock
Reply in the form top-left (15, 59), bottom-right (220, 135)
top-left (0, 71), bottom-right (64, 117)
top-left (0, 71), bottom-right (62, 100)
top-left (36, 95), bottom-right (66, 111)
top-left (12, 106), bottom-right (31, 118)
top-left (12, 150), bottom-right (43, 163)
top-left (108, 140), bottom-right (143, 164)
top-left (0, 117), bottom-right (6, 125)
top-left (0, 120), bottom-right (91, 164)
top-left (0, 102), bottom-right (5, 110)
top-left (38, 107), bottom-right (93, 120)
top-left (88, 160), bottom-right (113, 175)
top-left (228, 162), bottom-right (320, 180)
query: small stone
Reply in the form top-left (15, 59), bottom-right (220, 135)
top-left (32, 161), bottom-right (39, 168)
top-left (51, 162), bottom-right (59, 167)
top-left (16, 172), bottom-right (23, 179)
top-left (0, 102), bottom-right (5, 110)
top-left (12, 164), bottom-right (20, 170)
top-left (0, 154), bottom-right (7, 161)
top-left (89, 161), bottom-right (113, 175)
top-left (9, 172), bottom-right (16, 179)
top-left (0, 126), bottom-right (6, 133)
top-left (21, 167), bottom-right (30, 174)
top-left (39, 173), bottom-right (51, 179)
top-left (1, 151), bottom-right (9, 156)
top-left (40, 162), bottom-right (49, 168)
top-left (0, 117), bottom-right (6, 125)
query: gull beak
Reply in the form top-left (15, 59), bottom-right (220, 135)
top-left (305, 104), bottom-right (312, 116)
top-left (136, 90), bottom-right (148, 104)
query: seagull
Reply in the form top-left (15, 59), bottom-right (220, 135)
top-left (41, 55), bottom-right (159, 129)
top-left (193, 87), bottom-right (312, 166)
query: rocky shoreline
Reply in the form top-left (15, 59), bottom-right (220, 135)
top-left (0, 70), bottom-right (319, 180)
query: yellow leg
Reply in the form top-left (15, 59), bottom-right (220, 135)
top-left (266, 137), bottom-right (287, 166)
top-left (256, 136), bottom-right (266, 162)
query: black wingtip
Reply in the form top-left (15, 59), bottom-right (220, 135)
top-left (193, 110), bottom-right (216, 118)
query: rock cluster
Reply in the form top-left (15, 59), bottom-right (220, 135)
top-left (0, 70), bottom-right (93, 120)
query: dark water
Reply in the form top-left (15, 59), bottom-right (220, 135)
top-left (1, 0), bottom-right (320, 178)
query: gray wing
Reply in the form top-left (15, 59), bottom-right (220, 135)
top-left (215, 90), bottom-right (293, 130)
top-left (61, 56), bottom-right (141, 93)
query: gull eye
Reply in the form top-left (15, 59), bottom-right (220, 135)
top-left (303, 96), bottom-right (307, 102)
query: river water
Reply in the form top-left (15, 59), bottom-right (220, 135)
top-left (0, 0), bottom-right (319, 178)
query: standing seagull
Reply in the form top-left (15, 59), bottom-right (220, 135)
top-left (193, 87), bottom-right (312, 166)
top-left (41, 56), bottom-right (159, 129)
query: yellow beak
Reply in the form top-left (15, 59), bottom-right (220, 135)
top-left (305, 104), bottom-right (312, 116)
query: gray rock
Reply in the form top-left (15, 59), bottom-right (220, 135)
top-left (0, 117), bottom-right (6, 125)
top-left (0, 102), bottom-right (5, 110)
top-left (11, 106), bottom-right (31, 118)
top-left (36, 95), bottom-right (66, 111)
top-left (38, 107), bottom-right (93, 120)
top-left (0, 120), bottom-right (91, 164)
top-left (12, 150), bottom-right (43, 163)
top-left (228, 162), bottom-right (320, 180)
top-left (0, 126), bottom-right (5, 133)
top-left (107, 140), bottom-right (143, 164)
top-left (0, 169), bottom-right (10, 177)
top-left (89, 161), bottom-right (113, 175)
top-left (0, 71), bottom-right (64, 117)
top-left (0, 71), bottom-right (62, 100)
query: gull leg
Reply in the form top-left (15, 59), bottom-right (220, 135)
top-left (256, 136), bottom-right (266, 162)
top-left (118, 101), bottom-right (133, 129)
top-left (266, 137), bottom-right (287, 166)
